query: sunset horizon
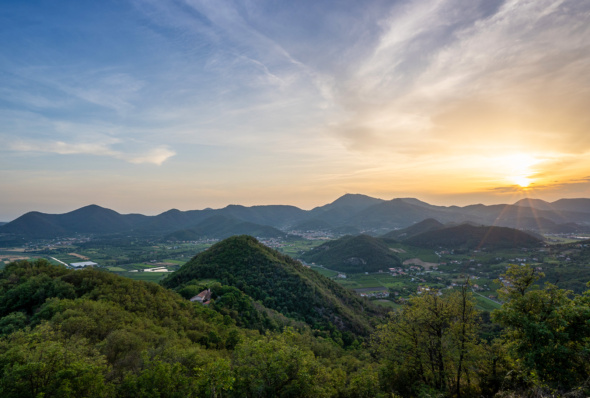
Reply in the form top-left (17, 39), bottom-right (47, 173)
top-left (2, 0), bottom-right (589, 221)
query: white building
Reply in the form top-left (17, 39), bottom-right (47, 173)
top-left (70, 261), bottom-right (98, 268)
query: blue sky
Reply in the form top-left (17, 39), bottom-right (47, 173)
top-left (1, 0), bottom-right (590, 220)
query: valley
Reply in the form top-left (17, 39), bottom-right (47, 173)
top-left (2, 226), bottom-right (588, 311)
top-left (1, 197), bottom-right (590, 397)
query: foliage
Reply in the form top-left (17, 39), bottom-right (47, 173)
top-left (162, 235), bottom-right (382, 338)
top-left (493, 264), bottom-right (590, 393)
top-left (1, 250), bottom-right (590, 397)
top-left (372, 284), bottom-right (486, 397)
top-left (0, 258), bottom-right (382, 397)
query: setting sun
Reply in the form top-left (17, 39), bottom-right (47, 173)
top-left (512, 175), bottom-right (532, 188)
top-left (502, 154), bottom-right (540, 189)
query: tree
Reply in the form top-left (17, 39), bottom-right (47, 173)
top-left (373, 285), bottom-right (482, 397)
top-left (232, 329), bottom-right (336, 398)
top-left (0, 323), bottom-right (111, 398)
top-left (493, 264), bottom-right (590, 393)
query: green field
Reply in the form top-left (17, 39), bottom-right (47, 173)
top-left (279, 239), bottom-right (326, 257)
top-left (107, 266), bottom-right (127, 272)
top-left (116, 272), bottom-right (168, 282)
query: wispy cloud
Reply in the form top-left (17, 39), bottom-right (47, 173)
top-left (329, 0), bottom-right (590, 155)
top-left (127, 146), bottom-right (176, 165)
top-left (6, 138), bottom-right (175, 166)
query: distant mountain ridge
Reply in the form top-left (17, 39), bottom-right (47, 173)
top-left (404, 224), bottom-right (543, 250)
top-left (381, 218), bottom-right (445, 240)
top-left (165, 215), bottom-right (288, 241)
top-left (2, 194), bottom-right (590, 239)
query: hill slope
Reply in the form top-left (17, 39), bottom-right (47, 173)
top-left (382, 218), bottom-right (445, 240)
top-left (162, 235), bottom-right (380, 336)
top-left (301, 235), bottom-right (402, 273)
top-left (405, 224), bottom-right (543, 250)
top-left (0, 205), bottom-right (149, 237)
top-left (0, 259), bottom-right (375, 397)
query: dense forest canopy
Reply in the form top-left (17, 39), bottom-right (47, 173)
top-left (0, 237), bottom-right (589, 397)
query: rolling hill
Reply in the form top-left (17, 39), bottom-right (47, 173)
top-left (0, 205), bottom-right (149, 238)
top-left (404, 224), bottom-right (544, 250)
top-left (301, 234), bottom-right (402, 273)
top-left (162, 235), bottom-right (381, 336)
top-left (2, 194), bottom-right (590, 239)
top-left (381, 218), bottom-right (445, 240)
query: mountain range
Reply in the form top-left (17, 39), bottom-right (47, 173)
top-left (2, 194), bottom-right (590, 239)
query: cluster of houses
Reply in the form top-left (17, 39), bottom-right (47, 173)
top-left (258, 238), bottom-right (286, 249)
top-left (388, 265), bottom-right (423, 276)
top-left (358, 290), bottom-right (389, 298)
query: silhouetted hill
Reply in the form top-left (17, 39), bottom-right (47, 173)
top-left (311, 194), bottom-right (384, 213)
top-left (348, 199), bottom-right (458, 229)
top-left (165, 215), bottom-right (287, 240)
top-left (514, 198), bottom-right (554, 210)
top-left (162, 235), bottom-right (380, 335)
top-left (305, 194), bottom-right (385, 226)
top-left (3, 194), bottom-right (590, 239)
top-left (56, 205), bottom-right (148, 233)
top-left (550, 198), bottom-right (590, 213)
top-left (0, 211), bottom-right (66, 237)
top-left (382, 218), bottom-right (445, 240)
top-left (405, 224), bottom-right (543, 250)
top-left (216, 205), bottom-right (306, 229)
top-left (301, 235), bottom-right (401, 273)
top-left (0, 205), bottom-right (149, 238)
top-left (142, 208), bottom-right (213, 231)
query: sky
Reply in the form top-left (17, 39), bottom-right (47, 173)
top-left (1, 0), bottom-right (590, 220)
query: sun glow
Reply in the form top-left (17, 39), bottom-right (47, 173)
top-left (503, 153), bottom-right (540, 189)
top-left (512, 175), bottom-right (532, 188)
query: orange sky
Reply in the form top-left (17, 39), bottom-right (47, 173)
top-left (1, 0), bottom-right (589, 220)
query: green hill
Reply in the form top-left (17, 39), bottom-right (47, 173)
top-left (0, 259), bottom-right (249, 396)
top-left (162, 235), bottom-right (381, 336)
top-left (0, 258), bottom-right (385, 397)
top-left (381, 218), bottom-right (444, 240)
top-left (404, 223), bottom-right (543, 250)
top-left (301, 234), bottom-right (402, 273)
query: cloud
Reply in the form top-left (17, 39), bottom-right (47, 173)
top-left (6, 139), bottom-right (175, 166)
top-left (329, 0), bottom-right (590, 155)
top-left (127, 146), bottom-right (176, 166)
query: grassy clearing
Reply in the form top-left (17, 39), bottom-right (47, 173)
top-left (163, 259), bottom-right (186, 265)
